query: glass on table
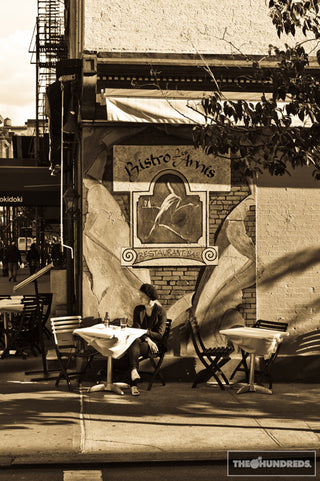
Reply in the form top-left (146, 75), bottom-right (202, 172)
top-left (120, 317), bottom-right (128, 330)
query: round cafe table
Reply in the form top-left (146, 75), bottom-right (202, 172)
top-left (74, 323), bottom-right (146, 395)
top-left (219, 327), bottom-right (289, 395)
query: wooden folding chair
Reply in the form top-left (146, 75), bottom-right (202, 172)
top-left (39, 293), bottom-right (53, 339)
top-left (50, 316), bottom-right (97, 391)
top-left (23, 294), bottom-right (53, 339)
top-left (229, 319), bottom-right (288, 388)
top-left (188, 315), bottom-right (234, 389)
top-left (138, 318), bottom-right (172, 390)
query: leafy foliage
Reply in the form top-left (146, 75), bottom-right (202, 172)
top-left (269, 0), bottom-right (320, 38)
top-left (193, 0), bottom-right (320, 178)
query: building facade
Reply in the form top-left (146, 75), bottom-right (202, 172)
top-left (49, 0), bottom-right (320, 380)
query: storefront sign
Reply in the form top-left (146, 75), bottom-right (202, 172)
top-left (0, 191), bottom-right (59, 206)
top-left (113, 145), bottom-right (231, 192)
top-left (0, 194), bottom-right (23, 204)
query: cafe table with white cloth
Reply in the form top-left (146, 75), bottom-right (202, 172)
top-left (73, 323), bottom-right (147, 395)
top-left (219, 327), bottom-right (289, 395)
top-left (0, 296), bottom-right (24, 355)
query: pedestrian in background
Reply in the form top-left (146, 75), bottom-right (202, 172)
top-left (26, 243), bottom-right (40, 275)
top-left (6, 241), bottom-right (21, 282)
top-left (0, 241), bottom-right (8, 277)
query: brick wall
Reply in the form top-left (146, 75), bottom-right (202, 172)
top-left (240, 285), bottom-right (256, 325)
top-left (241, 205), bottom-right (257, 324)
top-left (150, 267), bottom-right (199, 306)
top-left (256, 168), bottom-right (320, 334)
top-left (244, 205), bottom-right (256, 244)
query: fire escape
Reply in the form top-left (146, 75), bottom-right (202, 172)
top-left (29, 0), bottom-right (67, 164)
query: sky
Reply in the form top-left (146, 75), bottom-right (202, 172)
top-left (0, 1), bottom-right (37, 125)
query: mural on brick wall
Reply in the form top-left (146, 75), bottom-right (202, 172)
top-left (82, 127), bottom-right (256, 354)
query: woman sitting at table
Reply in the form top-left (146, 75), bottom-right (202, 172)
top-left (127, 283), bottom-right (166, 396)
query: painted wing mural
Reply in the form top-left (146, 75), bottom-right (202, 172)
top-left (167, 193), bottom-right (257, 350)
top-left (83, 176), bottom-right (256, 353)
top-left (83, 178), bottom-right (150, 320)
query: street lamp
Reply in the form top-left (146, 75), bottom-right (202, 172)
top-left (63, 187), bottom-right (79, 215)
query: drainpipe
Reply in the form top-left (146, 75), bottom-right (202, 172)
top-left (58, 74), bottom-right (76, 259)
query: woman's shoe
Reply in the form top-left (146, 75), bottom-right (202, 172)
top-left (89, 383), bottom-right (106, 392)
top-left (131, 386), bottom-right (140, 396)
top-left (131, 368), bottom-right (140, 382)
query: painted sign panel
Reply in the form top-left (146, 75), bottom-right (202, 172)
top-left (121, 246), bottom-right (218, 267)
top-left (113, 145), bottom-right (223, 267)
top-left (132, 171), bottom-right (207, 247)
top-left (113, 145), bottom-right (231, 192)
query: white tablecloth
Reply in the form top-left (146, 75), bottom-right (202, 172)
top-left (0, 297), bottom-right (24, 313)
top-left (73, 323), bottom-right (147, 359)
top-left (219, 327), bottom-right (289, 357)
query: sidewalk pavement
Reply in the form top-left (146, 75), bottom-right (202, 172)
top-left (0, 356), bottom-right (319, 467)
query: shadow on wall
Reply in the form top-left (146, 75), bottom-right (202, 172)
top-left (278, 295), bottom-right (320, 337)
top-left (198, 246), bottom-right (320, 330)
top-left (257, 246), bottom-right (320, 337)
top-left (167, 323), bottom-right (190, 356)
top-left (169, 245), bottom-right (320, 355)
top-left (258, 246), bottom-right (320, 289)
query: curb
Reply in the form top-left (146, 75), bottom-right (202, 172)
top-left (1, 447), bottom-right (319, 467)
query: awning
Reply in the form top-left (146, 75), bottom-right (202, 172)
top-left (0, 166), bottom-right (59, 206)
top-left (102, 89), bottom-right (310, 127)
top-left (102, 89), bottom-right (209, 124)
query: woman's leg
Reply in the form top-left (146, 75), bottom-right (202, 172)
top-left (128, 338), bottom-right (149, 371)
top-left (127, 338), bottom-right (149, 395)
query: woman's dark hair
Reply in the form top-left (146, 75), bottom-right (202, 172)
top-left (140, 283), bottom-right (158, 301)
